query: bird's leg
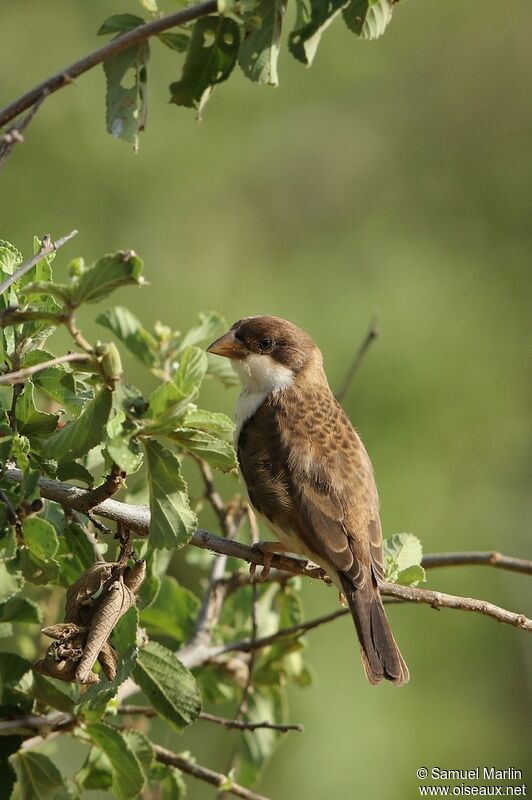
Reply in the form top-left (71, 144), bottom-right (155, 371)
top-left (250, 540), bottom-right (287, 581)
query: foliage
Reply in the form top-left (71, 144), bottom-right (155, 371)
top-left (0, 236), bottom-right (424, 798)
top-left (95, 0), bottom-right (398, 143)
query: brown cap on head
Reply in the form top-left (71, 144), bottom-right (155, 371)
top-left (208, 316), bottom-right (317, 372)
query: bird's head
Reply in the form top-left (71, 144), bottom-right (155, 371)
top-left (207, 316), bottom-right (319, 393)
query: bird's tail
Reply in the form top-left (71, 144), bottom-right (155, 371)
top-left (339, 572), bottom-right (410, 686)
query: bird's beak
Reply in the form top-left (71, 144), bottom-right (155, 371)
top-left (207, 331), bottom-right (248, 360)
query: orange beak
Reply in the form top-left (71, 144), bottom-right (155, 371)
top-left (207, 330), bottom-right (248, 360)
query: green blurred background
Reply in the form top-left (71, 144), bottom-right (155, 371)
top-left (1, 0), bottom-right (531, 797)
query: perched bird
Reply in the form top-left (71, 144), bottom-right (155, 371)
top-left (207, 316), bottom-right (409, 686)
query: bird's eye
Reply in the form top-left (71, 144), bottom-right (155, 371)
top-left (259, 338), bottom-right (274, 352)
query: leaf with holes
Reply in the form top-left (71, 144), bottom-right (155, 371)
top-left (289, 0), bottom-right (349, 66)
top-left (170, 16), bottom-right (240, 117)
top-left (239, 0), bottom-right (287, 86)
top-left (343, 0), bottom-right (393, 39)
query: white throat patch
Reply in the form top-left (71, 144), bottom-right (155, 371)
top-left (233, 354), bottom-right (294, 442)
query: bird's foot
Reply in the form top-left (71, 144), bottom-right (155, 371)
top-left (249, 541), bottom-right (287, 582)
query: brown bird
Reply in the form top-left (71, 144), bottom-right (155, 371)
top-left (207, 316), bottom-right (409, 686)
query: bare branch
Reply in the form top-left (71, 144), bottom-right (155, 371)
top-left (74, 463), bottom-right (126, 514)
top-left (335, 313), bottom-right (379, 402)
top-left (0, 93), bottom-right (48, 171)
top-left (0, 353), bottom-right (91, 385)
top-left (153, 745), bottom-right (271, 800)
top-left (115, 705), bottom-right (303, 733)
top-left (0, 1), bottom-right (218, 130)
top-left (422, 551), bottom-right (532, 576)
top-left (0, 230), bottom-right (78, 295)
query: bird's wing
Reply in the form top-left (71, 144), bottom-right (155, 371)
top-left (238, 390), bottom-right (385, 587)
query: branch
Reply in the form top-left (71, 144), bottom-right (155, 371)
top-left (0, 353), bottom-right (91, 385)
top-left (0, 1), bottom-right (218, 130)
top-left (0, 92), bottom-right (48, 172)
top-left (153, 745), bottom-right (271, 800)
top-left (335, 313), bottom-right (379, 402)
top-left (0, 230), bottom-right (78, 295)
top-left (73, 463), bottom-right (126, 514)
top-left (115, 705), bottom-right (303, 733)
top-left (5, 470), bottom-right (532, 634)
top-left (422, 551), bottom-right (532, 576)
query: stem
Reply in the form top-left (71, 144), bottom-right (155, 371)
top-left (0, 353), bottom-right (91, 385)
top-left (335, 313), bottom-right (379, 402)
top-left (0, 230), bottom-right (78, 295)
top-left (0, 1), bottom-right (218, 129)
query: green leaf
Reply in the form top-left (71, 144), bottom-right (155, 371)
top-left (98, 13), bottom-right (145, 35)
top-left (0, 561), bottom-right (24, 603)
top-left (238, 686), bottom-right (286, 786)
top-left (133, 640), bottom-right (201, 732)
top-left (32, 672), bottom-right (79, 713)
top-left (289, 0), bottom-right (349, 66)
top-left (0, 622), bottom-right (13, 637)
top-left (0, 651), bottom-right (33, 713)
top-left (70, 252), bottom-right (144, 306)
top-left (343, 0), bottom-right (393, 39)
top-left (0, 421), bottom-right (14, 462)
top-left (384, 532), bottom-right (426, 586)
top-left (206, 353), bottom-right (240, 387)
top-left (56, 460), bottom-right (95, 485)
top-left (0, 239), bottom-right (22, 278)
top-left (103, 41), bottom-right (149, 151)
top-left (122, 730), bottom-right (154, 781)
top-left (18, 280), bottom-right (72, 304)
top-left (239, 0), bottom-right (287, 86)
top-left (158, 765), bottom-right (187, 799)
top-left (0, 595), bottom-right (42, 624)
top-left (159, 32), bottom-right (190, 53)
top-left (179, 311), bottom-right (225, 350)
top-left (144, 440), bottom-right (197, 549)
top-left (85, 722), bottom-right (145, 800)
top-left (169, 16), bottom-right (240, 117)
top-left (140, 575), bottom-right (200, 643)
top-left (21, 350), bottom-right (80, 417)
top-left (23, 516), bottom-right (58, 561)
top-left (167, 428), bottom-right (237, 471)
top-left (75, 746), bottom-right (113, 791)
top-left (10, 751), bottom-right (70, 800)
top-left (174, 346), bottom-right (208, 397)
top-left (15, 384), bottom-right (58, 437)
top-left (181, 406), bottom-right (234, 437)
top-left (43, 387), bottom-right (112, 462)
top-left (63, 520), bottom-right (98, 572)
top-left (96, 306), bottom-right (157, 367)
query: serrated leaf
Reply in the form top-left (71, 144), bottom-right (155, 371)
top-left (75, 746), bottom-right (113, 791)
top-left (43, 387), bottom-right (112, 462)
top-left (98, 13), bottom-right (145, 35)
top-left (0, 594), bottom-right (42, 624)
top-left (140, 575), bottom-right (200, 643)
top-left (133, 640), bottom-right (201, 732)
top-left (167, 428), bottom-right (237, 471)
top-left (103, 39), bottom-right (149, 151)
top-left (21, 350), bottom-right (81, 417)
top-left (239, 0), bottom-right (287, 86)
top-left (0, 239), bottom-right (22, 278)
top-left (169, 16), bottom-right (240, 117)
top-left (179, 311), bottom-right (225, 350)
top-left (23, 516), bottom-right (58, 561)
top-left (343, 0), bottom-right (393, 39)
top-left (32, 673), bottom-right (79, 713)
top-left (206, 353), bottom-right (240, 386)
top-left (122, 730), bottom-right (154, 781)
top-left (174, 346), bottom-right (207, 397)
top-left (289, 0), bottom-right (349, 66)
top-left (18, 280), bottom-right (72, 304)
top-left (145, 440), bottom-right (197, 549)
top-left (181, 406), bottom-right (234, 437)
top-left (96, 306), bottom-right (157, 367)
top-left (384, 532), bottom-right (425, 586)
top-left (85, 722), bottom-right (145, 800)
top-left (10, 751), bottom-right (70, 800)
top-left (15, 383), bottom-right (58, 437)
top-left (70, 252), bottom-right (144, 306)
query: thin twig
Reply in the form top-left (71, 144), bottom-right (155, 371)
top-left (74, 463), bottom-right (126, 514)
top-left (5, 470), bottom-right (532, 634)
top-left (114, 705), bottom-right (303, 732)
top-left (0, 230), bottom-right (78, 295)
top-left (0, 92), bottom-right (48, 171)
top-left (422, 551), bottom-right (532, 576)
top-left (153, 745), bottom-right (270, 800)
top-left (0, 353), bottom-right (91, 385)
top-left (335, 313), bottom-right (379, 402)
top-left (0, 1), bottom-right (218, 130)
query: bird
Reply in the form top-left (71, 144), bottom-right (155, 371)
top-left (207, 315), bottom-right (409, 686)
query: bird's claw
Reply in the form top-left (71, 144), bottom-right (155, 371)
top-left (249, 541), bottom-right (285, 582)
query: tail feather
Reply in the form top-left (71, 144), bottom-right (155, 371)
top-left (339, 573), bottom-right (409, 686)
